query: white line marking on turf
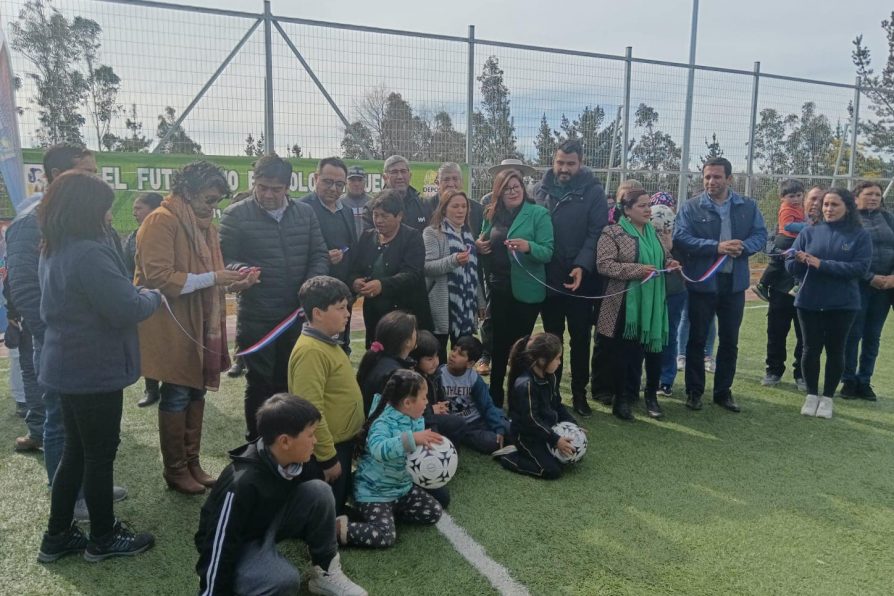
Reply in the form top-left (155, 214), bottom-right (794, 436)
top-left (437, 512), bottom-right (531, 596)
top-left (745, 304), bottom-right (769, 310)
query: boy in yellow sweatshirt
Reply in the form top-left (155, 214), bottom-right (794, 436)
top-left (288, 276), bottom-right (365, 514)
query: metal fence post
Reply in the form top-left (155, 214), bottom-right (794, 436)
top-left (466, 25), bottom-right (475, 166)
top-left (847, 77), bottom-right (860, 190)
top-left (678, 0), bottom-right (699, 201)
top-left (745, 61), bottom-right (760, 198)
top-left (263, 0), bottom-right (275, 154)
top-left (620, 46), bottom-right (632, 183)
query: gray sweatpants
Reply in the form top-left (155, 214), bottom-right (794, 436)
top-left (233, 479), bottom-right (337, 596)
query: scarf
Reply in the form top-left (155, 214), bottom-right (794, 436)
top-left (442, 220), bottom-right (478, 338)
top-left (162, 194), bottom-right (230, 390)
top-left (618, 216), bottom-right (668, 353)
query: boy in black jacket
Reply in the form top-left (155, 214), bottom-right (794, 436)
top-left (195, 394), bottom-right (366, 596)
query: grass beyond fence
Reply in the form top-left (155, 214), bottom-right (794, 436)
top-left (1, 307), bottom-right (892, 595)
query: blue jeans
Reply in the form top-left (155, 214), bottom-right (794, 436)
top-left (159, 382), bottom-right (206, 412)
top-left (660, 291), bottom-right (687, 386)
top-left (842, 282), bottom-right (890, 385)
top-left (19, 327), bottom-right (46, 441)
top-left (678, 292), bottom-right (716, 357)
top-left (34, 339), bottom-right (65, 486)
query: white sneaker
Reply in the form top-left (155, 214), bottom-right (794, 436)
top-left (800, 395), bottom-right (820, 416)
top-left (491, 445), bottom-right (518, 458)
top-left (704, 356), bottom-right (716, 374)
top-left (676, 355), bottom-right (686, 371)
top-left (335, 515), bottom-right (348, 545)
top-left (815, 396), bottom-right (834, 419)
top-left (309, 552), bottom-right (367, 596)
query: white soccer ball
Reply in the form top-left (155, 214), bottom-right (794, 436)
top-left (549, 421), bottom-right (588, 464)
top-left (406, 436), bottom-right (458, 489)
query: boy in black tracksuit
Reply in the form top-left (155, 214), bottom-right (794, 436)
top-left (195, 394), bottom-right (365, 596)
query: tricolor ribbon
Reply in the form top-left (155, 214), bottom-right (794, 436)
top-left (235, 308), bottom-right (305, 357)
top-left (677, 255), bottom-right (728, 284)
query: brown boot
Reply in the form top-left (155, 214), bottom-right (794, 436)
top-left (158, 409), bottom-right (205, 495)
top-left (185, 400), bottom-right (216, 488)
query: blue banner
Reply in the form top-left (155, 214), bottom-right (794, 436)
top-left (0, 25), bottom-right (25, 212)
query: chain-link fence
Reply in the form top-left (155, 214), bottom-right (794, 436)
top-left (1, 0), bottom-right (890, 226)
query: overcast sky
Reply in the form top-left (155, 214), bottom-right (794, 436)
top-left (182, 0), bottom-right (890, 84)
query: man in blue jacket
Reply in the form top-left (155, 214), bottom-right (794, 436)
top-left (534, 140), bottom-right (608, 417)
top-left (673, 157), bottom-right (767, 412)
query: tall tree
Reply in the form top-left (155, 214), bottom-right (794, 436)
top-left (243, 133), bottom-right (265, 157)
top-left (103, 103), bottom-right (151, 152)
top-left (751, 108), bottom-right (791, 175)
top-left (72, 16), bottom-right (121, 151)
top-left (341, 121), bottom-right (377, 160)
top-left (156, 106), bottom-right (202, 154)
top-left (629, 103), bottom-right (681, 174)
top-left (428, 111), bottom-right (466, 163)
top-left (472, 56), bottom-right (520, 165)
top-left (10, 0), bottom-right (89, 145)
top-left (339, 87), bottom-right (432, 160)
top-left (534, 114), bottom-right (557, 166)
top-left (699, 132), bottom-right (725, 167)
top-left (784, 102), bottom-right (833, 176)
top-left (852, 12), bottom-right (894, 157)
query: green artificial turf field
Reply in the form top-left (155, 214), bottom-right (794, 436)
top-left (1, 307), bottom-right (892, 595)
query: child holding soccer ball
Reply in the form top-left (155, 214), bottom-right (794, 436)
top-left (498, 333), bottom-right (577, 479)
top-left (338, 370), bottom-right (444, 548)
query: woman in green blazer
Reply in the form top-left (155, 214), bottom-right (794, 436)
top-left (478, 169), bottom-right (554, 406)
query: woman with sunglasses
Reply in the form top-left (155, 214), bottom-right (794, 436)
top-left (136, 161), bottom-right (257, 494)
top-left (478, 169), bottom-right (554, 407)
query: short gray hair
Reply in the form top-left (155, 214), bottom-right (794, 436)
top-left (384, 155), bottom-right (409, 172)
top-left (437, 162), bottom-right (462, 179)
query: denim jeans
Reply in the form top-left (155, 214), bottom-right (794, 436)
top-left (660, 291), bottom-right (687, 386)
top-left (842, 282), bottom-right (890, 385)
top-left (34, 338), bottom-right (65, 486)
top-left (9, 347), bottom-right (24, 404)
top-left (685, 275), bottom-right (745, 399)
top-left (19, 327), bottom-right (46, 441)
top-left (159, 382), bottom-right (206, 412)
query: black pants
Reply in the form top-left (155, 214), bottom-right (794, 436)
top-left (685, 275), bottom-right (745, 399)
top-left (600, 332), bottom-right (662, 403)
top-left (48, 391), bottom-right (123, 539)
top-left (765, 287), bottom-right (803, 379)
top-left (489, 287), bottom-right (541, 407)
top-left (541, 294), bottom-right (593, 397)
top-left (242, 323), bottom-right (301, 441)
top-left (305, 440), bottom-right (355, 516)
top-left (499, 433), bottom-right (562, 480)
top-left (797, 308), bottom-right (856, 397)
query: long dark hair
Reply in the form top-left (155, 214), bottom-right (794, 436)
top-left (354, 369), bottom-right (426, 458)
top-left (506, 332), bottom-right (563, 396)
top-left (429, 189), bottom-right (470, 230)
top-left (38, 172), bottom-right (115, 256)
top-left (822, 188), bottom-right (862, 230)
top-left (356, 311), bottom-right (417, 388)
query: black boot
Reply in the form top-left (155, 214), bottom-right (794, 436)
top-left (839, 381), bottom-right (859, 399)
top-left (572, 394), bottom-right (593, 417)
top-left (643, 391), bottom-right (664, 419)
top-left (138, 378), bottom-right (160, 408)
top-left (612, 394), bottom-right (634, 421)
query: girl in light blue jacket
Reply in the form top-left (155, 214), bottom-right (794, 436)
top-left (338, 370), bottom-right (444, 548)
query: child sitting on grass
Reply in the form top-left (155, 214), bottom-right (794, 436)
top-left (338, 370), bottom-right (444, 548)
top-left (195, 394), bottom-right (366, 596)
top-left (412, 330), bottom-right (464, 437)
top-left (440, 336), bottom-right (512, 456)
top-left (498, 333), bottom-right (577, 480)
top-left (356, 310), bottom-right (418, 415)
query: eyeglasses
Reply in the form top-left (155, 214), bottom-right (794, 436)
top-left (386, 168), bottom-right (410, 177)
top-left (503, 184), bottom-right (523, 195)
top-left (318, 179), bottom-right (346, 191)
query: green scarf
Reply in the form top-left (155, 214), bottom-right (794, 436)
top-left (618, 217), bottom-right (668, 353)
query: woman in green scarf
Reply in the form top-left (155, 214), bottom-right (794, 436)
top-left (596, 189), bottom-right (679, 420)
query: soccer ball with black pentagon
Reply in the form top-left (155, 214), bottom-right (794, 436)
top-left (406, 437), bottom-right (458, 488)
top-left (549, 421), bottom-right (587, 464)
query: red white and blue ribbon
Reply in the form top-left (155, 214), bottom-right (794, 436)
top-left (235, 308), bottom-right (305, 357)
top-left (676, 255), bottom-right (728, 284)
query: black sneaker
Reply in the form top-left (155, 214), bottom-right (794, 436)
top-left (572, 395), bottom-right (593, 417)
top-left (84, 520), bottom-right (155, 562)
top-left (839, 381), bottom-right (859, 399)
top-left (38, 523), bottom-right (88, 563)
top-left (685, 393), bottom-right (703, 411)
top-left (858, 384), bottom-right (877, 402)
top-left (657, 384), bottom-right (673, 397)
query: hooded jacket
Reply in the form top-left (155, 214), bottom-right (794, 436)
top-left (195, 440), bottom-right (311, 595)
top-left (353, 393), bottom-right (423, 503)
top-left (534, 167), bottom-right (608, 291)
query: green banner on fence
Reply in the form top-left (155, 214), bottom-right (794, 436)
top-left (21, 149), bottom-right (468, 233)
